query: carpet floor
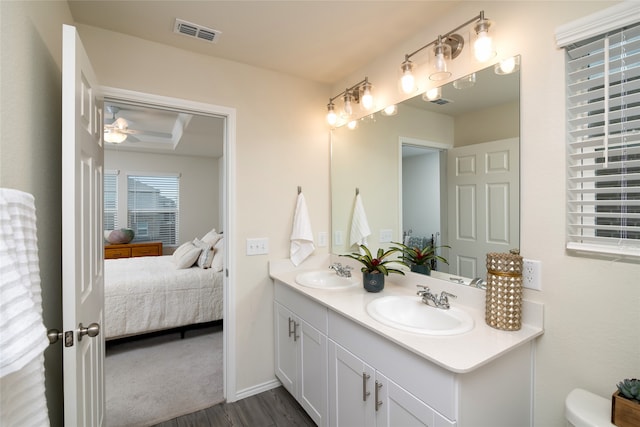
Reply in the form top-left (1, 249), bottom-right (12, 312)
top-left (105, 326), bottom-right (224, 427)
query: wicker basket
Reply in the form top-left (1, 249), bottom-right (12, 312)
top-left (485, 250), bottom-right (523, 331)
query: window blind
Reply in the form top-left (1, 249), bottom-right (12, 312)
top-left (565, 22), bottom-right (640, 257)
top-left (127, 174), bottom-right (179, 245)
top-left (104, 171), bottom-right (118, 231)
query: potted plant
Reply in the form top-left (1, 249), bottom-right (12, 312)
top-left (392, 242), bottom-right (449, 276)
top-left (340, 245), bottom-right (407, 292)
top-left (612, 378), bottom-right (640, 427)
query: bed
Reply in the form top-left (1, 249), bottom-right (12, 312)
top-left (104, 231), bottom-right (224, 340)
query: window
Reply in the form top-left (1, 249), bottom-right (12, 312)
top-left (127, 174), bottom-right (180, 245)
top-left (104, 171), bottom-right (118, 231)
top-left (559, 6), bottom-right (640, 258)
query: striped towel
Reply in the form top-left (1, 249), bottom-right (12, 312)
top-left (0, 188), bottom-right (49, 426)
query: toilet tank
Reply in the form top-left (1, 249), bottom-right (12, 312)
top-left (565, 388), bottom-right (616, 427)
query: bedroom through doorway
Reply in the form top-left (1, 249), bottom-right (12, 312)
top-left (101, 90), bottom-right (234, 425)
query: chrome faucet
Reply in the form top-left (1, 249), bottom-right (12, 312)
top-left (416, 285), bottom-right (457, 309)
top-left (329, 262), bottom-right (353, 278)
top-left (469, 277), bottom-right (486, 289)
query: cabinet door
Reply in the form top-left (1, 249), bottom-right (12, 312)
top-left (376, 372), bottom-right (440, 427)
top-left (274, 302), bottom-right (297, 396)
top-left (328, 340), bottom-right (375, 427)
top-left (298, 318), bottom-right (328, 427)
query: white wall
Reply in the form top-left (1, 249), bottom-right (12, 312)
top-left (0, 2), bottom-right (75, 425)
top-left (334, 2), bottom-right (638, 426)
top-left (403, 151), bottom-right (441, 240)
top-left (105, 150), bottom-right (220, 248)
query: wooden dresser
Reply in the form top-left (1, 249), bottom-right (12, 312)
top-left (104, 241), bottom-right (163, 259)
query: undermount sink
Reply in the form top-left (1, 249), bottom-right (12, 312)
top-left (366, 296), bottom-right (474, 336)
top-left (295, 270), bottom-right (359, 290)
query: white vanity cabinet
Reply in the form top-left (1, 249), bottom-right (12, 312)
top-left (328, 340), bottom-right (453, 427)
top-left (274, 282), bottom-right (328, 427)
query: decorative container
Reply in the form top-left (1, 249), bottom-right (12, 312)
top-left (485, 249), bottom-right (523, 331)
top-left (363, 272), bottom-right (385, 293)
top-left (411, 264), bottom-right (431, 276)
top-left (612, 391), bottom-right (640, 427)
top-left (104, 228), bottom-right (135, 244)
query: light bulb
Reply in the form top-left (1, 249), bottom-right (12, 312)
top-left (429, 38), bottom-right (452, 81)
top-left (495, 56), bottom-right (519, 75)
top-left (342, 92), bottom-right (353, 118)
top-left (104, 129), bottom-right (127, 144)
top-left (326, 109), bottom-right (337, 127)
top-left (381, 105), bottom-right (398, 116)
top-left (361, 83), bottom-right (373, 111)
top-left (423, 87), bottom-right (441, 101)
top-left (347, 120), bottom-right (358, 130)
top-left (474, 32), bottom-right (493, 62)
top-left (400, 59), bottom-right (415, 94)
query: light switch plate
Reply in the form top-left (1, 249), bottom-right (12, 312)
top-left (379, 229), bottom-right (393, 243)
top-left (318, 232), bottom-right (328, 247)
top-left (246, 238), bottom-right (268, 255)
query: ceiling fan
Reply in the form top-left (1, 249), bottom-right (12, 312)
top-left (104, 105), bottom-right (141, 143)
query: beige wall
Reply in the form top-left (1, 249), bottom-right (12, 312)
top-left (334, 1), bottom-right (638, 426)
top-left (0, 2), bottom-right (75, 425)
top-left (455, 100), bottom-right (519, 146)
top-left (104, 150), bottom-right (220, 246)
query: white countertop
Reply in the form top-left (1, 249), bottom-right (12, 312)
top-left (270, 255), bottom-right (544, 374)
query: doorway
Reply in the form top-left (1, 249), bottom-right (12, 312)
top-left (101, 87), bottom-right (236, 423)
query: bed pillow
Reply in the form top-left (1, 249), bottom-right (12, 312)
top-left (172, 241), bottom-right (193, 260)
top-left (194, 238), bottom-right (215, 269)
top-left (174, 242), bottom-right (202, 269)
top-left (211, 237), bottom-right (224, 272)
top-left (201, 228), bottom-right (224, 247)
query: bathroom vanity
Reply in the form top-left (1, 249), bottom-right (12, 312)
top-left (270, 256), bottom-right (544, 427)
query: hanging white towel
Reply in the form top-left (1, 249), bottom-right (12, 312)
top-left (350, 193), bottom-right (371, 248)
top-left (290, 192), bottom-right (315, 266)
top-left (0, 188), bottom-right (49, 427)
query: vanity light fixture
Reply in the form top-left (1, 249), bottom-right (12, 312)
top-left (399, 11), bottom-right (495, 89)
top-left (347, 120), bottom-right (358, 130)
top-left (495, 55), bottom-right (520, 75)
top-left (325, 77), bottom-right (375, 126)
top-left (453, 73), bottom-right (476, 89)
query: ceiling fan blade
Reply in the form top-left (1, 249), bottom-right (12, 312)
top-left (126, 135), bottom-right (140, 142)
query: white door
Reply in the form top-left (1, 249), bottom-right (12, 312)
top-left (274, 302), bottom-right (297, 395)
top-left (328, 341), bottom-right (375, 427)
top-left (62, 24), bottom-right (105, 427)
top-left (297, 318), bottom-right (328, 427)
top-left (447, 138), bottom-right (519, 279)
top-left (376, 372), bottom-right (435, 427)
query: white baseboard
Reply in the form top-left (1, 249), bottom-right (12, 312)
top-left (232, 379), bottom-right (282, 402)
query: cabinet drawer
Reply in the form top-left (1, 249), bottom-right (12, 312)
top-left (132, 245), bottom-right (160, 257)
top-left (105, 248), bottom-right (131, 259)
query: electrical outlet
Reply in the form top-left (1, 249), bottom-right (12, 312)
top-left (333, 230), bottom-right (344, 246)
top-left (379, 229), bottom-right (393, 243)
top-left (246, 238), bottom-right (269, 255)
top-left (522, 259), bottom-right (542, 290)
top-left (318, 232), bottom-right (328, 247)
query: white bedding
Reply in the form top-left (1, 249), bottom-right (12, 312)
top-left (104, 255), bottom-right (223, 339)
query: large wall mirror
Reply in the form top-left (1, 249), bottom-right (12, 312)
top-left (331, 56), bottom-right (520, 285)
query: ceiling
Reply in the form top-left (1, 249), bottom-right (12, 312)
top-left (67, 1), bottom-right (459, 84)
top-left (69, 1), bottom-right (474, 158)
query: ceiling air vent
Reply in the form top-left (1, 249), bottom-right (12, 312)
top-left (430, 98), bottom-right (453, 106)
top-left (173, 19), bottom-right (221, 43)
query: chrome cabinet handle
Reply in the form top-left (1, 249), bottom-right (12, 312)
top-left (293, 321), bottom-right (300, 342)
top-left (375, 381), bottom-right (383, 411)
top-left (78, 322), bottom-right (100, 341)
top-left (288, 317), bottom-right (294, 338)
top-left (362, 372), bottom-right (371, 401)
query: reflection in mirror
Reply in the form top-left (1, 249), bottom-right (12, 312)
top-left (331, 56), bottom-right (520, 286)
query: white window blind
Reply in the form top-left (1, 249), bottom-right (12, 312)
top-left (104, 171), bottom-right (118, 231)
top-left (127, 174), bottom-right (179, 245)
top-left (565, 22), bottom-right (640, 257)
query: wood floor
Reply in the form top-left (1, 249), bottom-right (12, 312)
top-left (152, 386), bottom-right (316, 427)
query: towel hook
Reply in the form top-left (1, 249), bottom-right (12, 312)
top-left (298, 186), bottom-right (302, 194)
top-left (356, 187), bottom-right (359, 195)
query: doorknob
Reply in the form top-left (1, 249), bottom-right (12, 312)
top-left (78, 322), bottom-right (100, 341)
top-left (47, 329), bottom-right (63, 345)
